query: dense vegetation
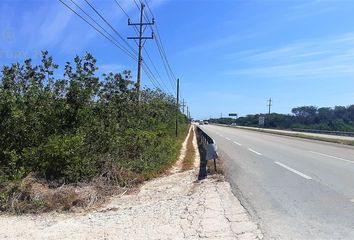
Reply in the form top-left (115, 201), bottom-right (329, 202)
top-left (210, 105), bottom-right (354, 132)
top-left (0, 51), bottom-right (187, 191)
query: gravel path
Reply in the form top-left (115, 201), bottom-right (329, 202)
top-left (0, 126), bottom-right (262, 240)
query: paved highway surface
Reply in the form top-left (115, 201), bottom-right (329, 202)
top-left (200, 124), bottom-right (354, 240)
top-left (236, 125), bottom-right (354, 141)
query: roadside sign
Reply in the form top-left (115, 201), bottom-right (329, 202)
top-left (259, 116), bottom-right (265, 126)
top-left (229, 113), bottom-right (238, 117)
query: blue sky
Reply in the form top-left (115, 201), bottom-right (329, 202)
top-left (0, 0), bottom-right (354, 119)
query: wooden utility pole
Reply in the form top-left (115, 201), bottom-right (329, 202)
top-left (175, 78), bottom-right (180, 137)
top-left (127, 2), bottom-right (154, 99)
top-left (267, 98), bottom-right (272, 127)
top-left (181, 99), bottom-right (186, 114)
top-left (267, 98), bottom-right (272, 116)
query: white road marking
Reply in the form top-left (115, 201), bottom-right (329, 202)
top-left (309, 151), bottom-right (354, 164)
top-left (225, 137), bottom-right (231, 141)
top-left (233, 141), bottom-right (242, 146)
top-left (274, 161), bottom-right (312, 180)
top-left (247, 148), bottom-right (262, 155)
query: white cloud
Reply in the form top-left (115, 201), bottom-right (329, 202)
top-left (4, 0), bottom-right (167, 54)
top-left (98, 63), bottom-right (124, 73)
top-left (226, 62), bottom-right (354, 79)
top-left (225, 33), bottom-right (354, 80)
top-left (179, 33), bottom-right (256, 55)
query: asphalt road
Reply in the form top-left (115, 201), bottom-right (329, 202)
top-left (236, 125), bottom-right (354, 141)
top-left (200, 124), bottom-right (354, 240)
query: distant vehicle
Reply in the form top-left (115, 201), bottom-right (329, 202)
top-left (230, 123), bottom-right (237, 126)
top-left (204, 121), bottom-right (209, 125)
top-left (199, 121), bottom-right (204, 125)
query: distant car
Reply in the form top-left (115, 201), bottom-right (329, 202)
top-left (204, 121), bottom-right (209, 125)
top-left (199, 122), bottom-right (204, 125)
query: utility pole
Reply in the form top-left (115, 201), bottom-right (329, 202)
top-left (267, 98), bottom-right (272, 115)
top-left (127, 2), bottom-right (154, 99)
top-left (267, 98), bottom-right (272, 127)
top-left (175, 78), bottom-right (180, 137)
top-left (181, 99), bottom-right (186, 114)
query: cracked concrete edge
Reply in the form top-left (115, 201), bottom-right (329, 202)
top-left (196, 126), bottom-right (264, 240)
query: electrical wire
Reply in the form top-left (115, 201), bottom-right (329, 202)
top-left (68, 0), bottom-right (134, 59)
top-left (84, 0), bottom-right (137, 55)
top-left (115, 0), bottom-right (173, 94)
top-left (58, 0), bottom-right (137, 60)
top-left (113, 0), bottom-right (130, 19)
top-left (141, 0), bottom-right (177, 90)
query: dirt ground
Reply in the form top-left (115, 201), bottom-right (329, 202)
top-left (0, 126), bottom-right (263, 240)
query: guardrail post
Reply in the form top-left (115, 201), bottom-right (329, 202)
top-left (197, 126), bottom-right (218, 178)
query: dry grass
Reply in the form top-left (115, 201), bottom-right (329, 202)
top-left (0, 174), bottom-right (124, 214)
top-left (182, 127), bottom-right (196, 171)
top-left (207, 158), bottom-right (225, 175)
top-left (0, 127), bottom-right (192, 215)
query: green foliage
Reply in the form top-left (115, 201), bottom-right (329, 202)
top-left (210, 105), bottom-right (354, 132)
top-left (208, 117), bottom-right (235, 125)
top-left (0, 51), bottom-right (187, 186)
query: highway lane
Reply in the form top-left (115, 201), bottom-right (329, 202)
top-left (235, 125), bottom-right (354, 141)
top-left (200, 124), bottom-right (354, 240)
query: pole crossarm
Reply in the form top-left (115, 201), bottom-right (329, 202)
top-left (127, 2), bottom-right (155, 99)
top-left (128, 20), bottom-right (155, 26)
top-left (127, 32), bottom-right (154, 40)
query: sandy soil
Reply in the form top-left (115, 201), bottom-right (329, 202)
top-left (0, 125), bottom-right (262, 240)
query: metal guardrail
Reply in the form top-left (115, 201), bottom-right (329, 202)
top-left (196, 126), bottom-right (218, 178)
top-left (291, 128), bottom-right (354, 137)
top-left (198, 127), bottom-right (214, 143)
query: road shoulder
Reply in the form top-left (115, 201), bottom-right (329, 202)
top-left (0, 126), bottom-right (263, 240)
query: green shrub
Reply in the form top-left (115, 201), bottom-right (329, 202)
top-left (0, 52), bottom-right (188, 189)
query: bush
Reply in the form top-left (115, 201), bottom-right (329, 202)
top-left (0, 51), bottom-right (188, 196)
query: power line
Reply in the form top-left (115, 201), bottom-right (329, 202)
top-left (142, 62), bottom-right (163, 90)
top-left (59, 0), bottom-right (171, 94)
top-left (58, 0), bottom-right (136, 60)
top-left (84, 0), bottom-right (137, 55)
top-left (113, 0), bottom-right (139, 34)
top-left (139, 3), bottom-right (176, 91)
top-left (68, 0), bottom-right (134, 59)
top-left (133, 0), bottom-right (141, 11)
top-left (116, 0), bottom-right (176, 94)
top-left (114, 0), bottom-right (170, 94)
top-left (127, 2), bottom-right (154, 98)
top-left (143, 47), bottom-right (173, 94)
top-left (155, 24), bottom-right (177, 80)
top-left (142, 0), bottom-right (177, 89)
top-left (154, 38), bottom-right (176, 91)
top-left (142, 0), bottom-right (154, 19)
top-left (113, 0), bottom-right (130, 19)
top-left (141, 67), bottom-right (158, 89)
top-left (141, 61), bottom-right (168, 91)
